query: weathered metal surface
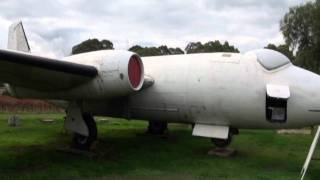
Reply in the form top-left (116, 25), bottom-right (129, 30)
top-left (64, 102), bottom-right (89, 136)
top-left (3, 50), bottom-right (144, 99)
top-left (266, 84), bottom-right (290, 99)
top-left (7, 21), bottom-right (30, 53)
top-left (192, 124), bottom-right (229, 139)
top-left (125, 50), bottom-right (320, 129)
top-left (4, 22), bottom-right (320, 131)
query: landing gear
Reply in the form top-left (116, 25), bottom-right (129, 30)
top-left (211, 135), bottom-right (232, 148)
top-left (72, 113), bottom-right (97, 151)
top-left (147, 121), bottom-right (168, 135)
top-left (211, 128), bottom-right (239, 148)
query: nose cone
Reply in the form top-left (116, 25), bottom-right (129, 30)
top-left (286, 66), bottom-right (320, 127)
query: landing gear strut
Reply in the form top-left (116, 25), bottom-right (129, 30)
top-left (72, 113), bottom-right (97, 151)
top-left (211, 128), bottom-right (239, 148)
top-left (147, 121), bottom-right (168, 135)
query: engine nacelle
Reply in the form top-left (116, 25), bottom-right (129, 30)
top-left (6, 50), bottom-right (144, 100)
top-left (63, 50), bottom-right (144, 99)
top-left (96, 50), bottom-right (144, 96)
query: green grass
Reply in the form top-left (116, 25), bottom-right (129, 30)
top-left (0, 113), bottom-right (319, 180)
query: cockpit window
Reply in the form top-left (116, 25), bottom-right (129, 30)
top-left (254, 49), bottom-right (291, 70)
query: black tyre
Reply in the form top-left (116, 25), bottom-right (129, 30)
top-left (147, 121), bottom-right (168, 135)
top-left (72, 113), bottom-right (97, 151)
top-left (211, 135), bottom-right (232, 148)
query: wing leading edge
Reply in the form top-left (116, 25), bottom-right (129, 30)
top-left (0, 49), bottom-right (98, 91)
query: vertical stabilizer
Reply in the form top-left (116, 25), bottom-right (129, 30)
top-left (7, 21), bottom-right (30, 53)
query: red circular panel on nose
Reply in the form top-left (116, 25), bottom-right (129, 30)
top-left (128, 56), bottom-right (142, 89)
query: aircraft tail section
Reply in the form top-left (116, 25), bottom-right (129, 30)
top-left (7, 21), bottom-right (30, 53)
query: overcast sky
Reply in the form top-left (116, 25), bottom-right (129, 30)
top-left (0, 0), bottom-right (311, 58)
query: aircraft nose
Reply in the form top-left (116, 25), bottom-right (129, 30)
top-left (279, 66), bottom-right (320, 127)
top-left (291, 68), bottom-right (320, 126)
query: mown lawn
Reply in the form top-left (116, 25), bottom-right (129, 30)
top-left (0, 113), bottom-right (319, 180)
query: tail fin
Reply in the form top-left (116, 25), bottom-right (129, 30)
top-left (7, 21), bottom-right (30, 53)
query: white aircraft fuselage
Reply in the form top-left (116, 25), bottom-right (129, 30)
top-left (118, 51), bottom-right (320, 129)
top-left (129, 52), bottom-right (320, 129)
top-left (3, 22), bottom-right (320, 150)
top-left (8, 50), bottom-right (320, 129)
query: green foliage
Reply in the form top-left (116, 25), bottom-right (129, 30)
top-left (280, 1), bottom-right (320, 73)
top-left (295, 48), bottom-right (320, 73)
top-left (71, 39), bottom-right (239, 58)
top-left (185, 40), bottom-right (239, 54)
top-left (128, 45), bottom-right (184, 57)
top-left (129, 40), bottom-right (239, 57)
top-left (184, 42), bottom-right (204, 54)
top-left (264, 44), bottom-right (295, 61)
top-left (71, 39), bottom-right (114, 55)
top-left (168, 47), bottom-right (185, 55)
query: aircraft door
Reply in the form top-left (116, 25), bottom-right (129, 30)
top-left (265, 84), bottom-right (290, 123)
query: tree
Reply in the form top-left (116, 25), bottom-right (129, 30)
top-left (71, 39), bottom-right (114, 55)
top-left (264, 44), bottom-right (295, 61)
top-left (158, 45), bottom-right (171, 55)
top-left (128, 45), bottom-right (143, 54)
top-left (128, 45), bottom-right (184, 57)
top-left (128, 46), bottom-right (161, 57)
top-left (280, 3), bottom-right (315, 51)
top-left (185, 41), bottom-right (239, 54)
top-left (168, 47), bottom-right (184, 55)
top-left (203, 41), bottom-right (223, 52)
top-left (222, 41), bottom-right (239, 53)
top-left (280, 1), bottom-right (320, 72)
top-left (185, 42), bottom-right (204, 54)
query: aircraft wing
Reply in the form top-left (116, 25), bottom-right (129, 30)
top-left (0, 49), bottom-right (98, 91)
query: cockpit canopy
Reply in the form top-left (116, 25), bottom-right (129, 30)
top-left (253, 49), bottom-right (291, 70)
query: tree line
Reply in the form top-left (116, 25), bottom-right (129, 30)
top-left (71, 39), bottom-right (240, 56)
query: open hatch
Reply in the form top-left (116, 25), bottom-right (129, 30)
top-left (266, 84), bottom-right (290, 123)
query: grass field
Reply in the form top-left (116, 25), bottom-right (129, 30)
top-left (0, 113), bottom-right (319, 180)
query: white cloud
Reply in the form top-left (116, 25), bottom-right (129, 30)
top-left (0, 0), bottom-right (311, 58)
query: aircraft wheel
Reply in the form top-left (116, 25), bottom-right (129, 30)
top-left (72, 113), bottom-right (97, 151)
top-left (211, 134), bottom-right (232, 148)
top-left (148, 121), bottom-right (168, 135)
